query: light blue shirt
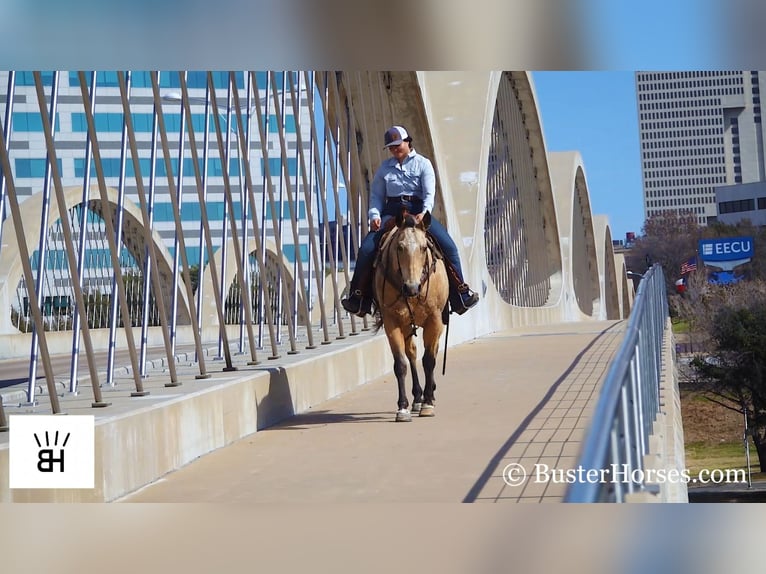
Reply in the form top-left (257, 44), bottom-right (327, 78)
top-left (368, 149), bottom-right (436, 221)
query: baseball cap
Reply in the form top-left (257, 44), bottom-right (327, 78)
top-left (383, 125), bottom-right (410, 148)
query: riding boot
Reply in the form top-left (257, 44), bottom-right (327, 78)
top-left (341, 267), bottom-right (374, 317)
top-left (445, 263), bottom-right (479, 315)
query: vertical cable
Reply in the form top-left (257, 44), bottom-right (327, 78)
top-left (250, 72), bottom-right (300, 356)
top-left (194, 79), bottom-right (213, 363)
top-left (210, 71), bottom-right (259, 365)
top-left (168, 71), bottom-right (188, 357)
top-left (139, 70), bottom-right (161, 378)
top-left (265, 71), bottom-right (314, 351)
top-left (105, 71), bottom-right (133, 386)
top-left (176, 73), bottom-right (234, 371)
top-left (0, 72), bottom-right (15, 262)
top-left (148, 71), bottom-right (210, 376)
top-left (289, 72), bottom-right (330, 345)
top-left (26, 71), bottom-right (59, 405)
top-left (73, 71), bottom-right (148, 396)
top-left (0, 107), bottom-right (63, 414)
top-left (116, 71), bottom-right (193, 384)
top-left (303, 72), bottom-right (346, 338)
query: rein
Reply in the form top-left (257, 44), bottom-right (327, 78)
top-left (379, 227), bottom-right (438, 339)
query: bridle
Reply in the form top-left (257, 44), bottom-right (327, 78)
top-left (379, 226), bottom-right (439, 338)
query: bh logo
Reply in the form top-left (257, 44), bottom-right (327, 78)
top-left (34, 430), bottom-right (70, 473)
top-left (9, 415), bottom-right (95, 489)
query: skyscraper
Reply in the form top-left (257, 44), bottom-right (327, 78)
top-left (636, 71), bottom-right (762, 225)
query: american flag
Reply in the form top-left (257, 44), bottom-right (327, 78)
top-left (680, 256), bottom-right (697, 274)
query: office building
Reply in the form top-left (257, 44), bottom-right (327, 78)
top-left (636, 70), bottom-right (763, 226)
top-left (0, 71), bottom-right (335, 327)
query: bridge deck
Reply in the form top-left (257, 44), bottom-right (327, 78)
top-left (120, 321), bottom-right (625, 503)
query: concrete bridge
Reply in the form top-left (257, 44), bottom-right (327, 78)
top-left (0, 71), bottom-right (683, 502)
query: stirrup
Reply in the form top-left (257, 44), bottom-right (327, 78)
top-left (341, 289), bottom-right (364, 314)
top-left (452, 284), bottom-right (479, 315)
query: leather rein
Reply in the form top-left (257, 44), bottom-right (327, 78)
top-left (378, 227), bottom-right (439, 338)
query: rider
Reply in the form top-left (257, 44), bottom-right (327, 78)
top-left (341, 125), bottom-right (480, 317)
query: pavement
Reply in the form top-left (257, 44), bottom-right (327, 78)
top-left (120, 320), bottom-right (627, 503)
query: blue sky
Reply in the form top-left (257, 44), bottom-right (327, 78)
top-left (531, 71), bottom-right (644, 243)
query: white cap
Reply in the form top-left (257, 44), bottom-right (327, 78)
top-left (383, 125), bottom-right (410, 148)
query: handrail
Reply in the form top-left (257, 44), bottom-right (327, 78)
top-left (564, 264), bottom-right (668, 502)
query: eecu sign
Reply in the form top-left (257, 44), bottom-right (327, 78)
top-left (698, 236), bottom-right (754, 263)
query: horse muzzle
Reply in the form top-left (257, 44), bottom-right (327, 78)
top-left (401, 283), bottom-right (421, 298)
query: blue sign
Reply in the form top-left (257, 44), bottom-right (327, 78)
top-left (698, 236), bottom-right (754, 262)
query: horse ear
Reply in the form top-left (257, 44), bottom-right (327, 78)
top-left (421, 211), bottom-right (432, 229)
top-left (396, 207), bottom-right (408, 228)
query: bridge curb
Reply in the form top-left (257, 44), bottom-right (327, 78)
top-left (0, 330), bottom-right (392, 502)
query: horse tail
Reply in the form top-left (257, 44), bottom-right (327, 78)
top-left (373, 311), bottom-right (384, 333)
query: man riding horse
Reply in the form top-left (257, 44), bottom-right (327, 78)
top-left (341, 125), bottom-right (480, 317)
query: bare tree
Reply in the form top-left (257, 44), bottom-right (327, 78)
top-left (688, 280), bottom-right (766, 471)
top-left (629, 210), bottom-right (702, 296)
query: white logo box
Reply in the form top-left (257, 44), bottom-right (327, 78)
top-left (8, 415), bottom-right (95, 489)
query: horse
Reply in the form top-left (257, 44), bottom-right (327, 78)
top-left (373, 210), bottom-right (450, 422)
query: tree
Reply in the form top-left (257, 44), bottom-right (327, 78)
top-left (629, 210), bottom-right (702, 296)
top-left (689, 280), bottom-right (766, 471)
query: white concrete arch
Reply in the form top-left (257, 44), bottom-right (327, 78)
top-left (198, 237), bottom-right (308, 328)
top-left (593, 215), bottom-right (621, 320)
top-left (0, 185), bottom-right (189, 334)
top-left (614, 252), bottom-right (633, 318)
top-left (548, 151), bottom-right (600, 320)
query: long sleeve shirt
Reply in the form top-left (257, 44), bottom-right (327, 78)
top-left (368, 149), bottom-right (436, 221)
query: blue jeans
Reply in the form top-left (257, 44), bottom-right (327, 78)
top-left (351, 197), bottom-right (464, 289)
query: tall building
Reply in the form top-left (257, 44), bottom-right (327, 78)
top-left (0, 71), bottom-right (335, 328)
top-left (636, 70), bottom-right (763, 225)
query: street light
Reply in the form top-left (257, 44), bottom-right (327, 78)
top-left (626, 271), bottom-right (644, 280)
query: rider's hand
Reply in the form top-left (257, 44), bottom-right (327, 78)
top-left (370, 217), bottom-right (381, 231)
top-left (413, 212), bottom-right (425, 225)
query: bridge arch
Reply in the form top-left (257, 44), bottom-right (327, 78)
top-left (549, 151), bottom-right (600, 320)
top-left (593, 215), bottom-right (621, 320)
top-left (198, 237), bottom-right (308, 328)
top-left (0, 185), bottom-right (190, 334)
top-left (479, 71), bottom-right (564, 308)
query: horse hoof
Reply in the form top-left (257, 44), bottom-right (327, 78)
top-left (411, 402), bottom-right (422, 414)
top-left (395, 409), bottom-right (412, 422)
top-left (419, 405), bottom-right (435, 417)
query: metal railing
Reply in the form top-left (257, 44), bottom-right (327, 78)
top-left (564, 264), bottom-right (668, 502)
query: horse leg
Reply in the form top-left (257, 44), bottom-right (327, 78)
top-left (405, 334), bottom-right (423, 413)
top-left (419, 320), bottom-right (443, 417)
top-left (384, 326), bottom-right (412, 422)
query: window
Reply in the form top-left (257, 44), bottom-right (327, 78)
top-left (281, 243), bottom-right (309, 263)
top-left (71, 113), bottom-right (124, 132)
top-left (262, 157), bottom-right (298, 177)
top-left (15, 71), bottom-right (54, 86)
top-left (719, 199), bottom-right (754, 213)
top-left (15, 158), bottom-right (62, 178)
top-left (69, 71), bottom-right (121, 87)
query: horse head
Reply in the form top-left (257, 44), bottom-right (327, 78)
top-left (393, 210), bottom-right (433, 298)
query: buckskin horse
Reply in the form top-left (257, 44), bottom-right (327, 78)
top-left (373, 210), bottom-right (449, 422)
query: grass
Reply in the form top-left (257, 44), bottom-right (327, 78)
top-left (685, 440), bottom-right (765, 481)
top-left (672, 318), bottom-right (691, 334)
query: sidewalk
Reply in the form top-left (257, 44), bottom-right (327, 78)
top-left (121, 320), bottom-right (626, 503)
